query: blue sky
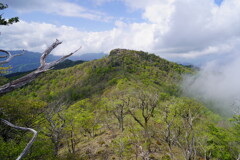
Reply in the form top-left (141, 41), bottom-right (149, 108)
top-left (2, 0), bottom-right (223, 31)
top-left (1, 0), bottom-right (240, 66)
top-left (3, 0), bottom-right (144, 31)
top-left (215, 0), bottom-right (223, 5)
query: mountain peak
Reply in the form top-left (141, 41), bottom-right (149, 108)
top-left (109, 49), bottom-right (149, 61)
top-left (109, 48), bottom-right (129, 56)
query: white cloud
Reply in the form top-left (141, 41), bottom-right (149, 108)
top-left (1, 0), bottom-right (240, 62)
top-left (0, 21), bottom-right (156, 55)
top-left (182, 52), bottom-right (240, 115)
top-left (1, 0), bottom-right (110, 21)
top-left (120, 0), bottom-right (240, 59)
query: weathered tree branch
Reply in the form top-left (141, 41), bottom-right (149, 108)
top-left (1, 119), bottom-right (37, 160)
top-left (0, 39), bottom-right (81, 95)
top-left (0, 40), bottom-right (80, 159)
top-left (0, 49), bottom-right (25, 65)
top-left (0, 55), bottom-right (7, 58)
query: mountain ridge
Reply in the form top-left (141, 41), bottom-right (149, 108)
top-left (0, 49), bottom-right (238, 160)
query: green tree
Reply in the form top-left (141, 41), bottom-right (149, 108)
top-left (40, 102), bottom-right (67, 157)
top-left (128, 89), bottom-right (159, 152)
top-left (0, 3), bottom-right (19, 77)
top-left (154, 97), bottom-right (207, 160)
top-left (0, 3), bottom-right (19, 25)
top-left (206, 124), bottom-right (234, 160)
top-left (112, 135), bottom-right (132, 160)
top-left (107, 91), bottom-right (131, 132)
top-left (68, 99), bottom-right (101, 138)
top-left (230, 115), bottom-right (240, 159)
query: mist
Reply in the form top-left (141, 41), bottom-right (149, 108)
top-left (181, 54), bottom-right (240, 116)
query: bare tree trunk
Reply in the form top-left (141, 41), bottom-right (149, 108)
top-left (1, 119), bottom-right (37, 160)
top-left (0, 39), bottom-right (81, 95)
top-left (237, 154), bottom-right (240, 160)
top-left (0, 49), bottom-right (25, 65)
top-left (70, 124), bottom-right (76, 154)
top-left (0, 40), bottom-right (80, 159)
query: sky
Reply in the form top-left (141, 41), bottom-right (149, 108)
top-left (2, 0), bottom-right (240, 113)
top-left (1, 0), bottom-right (240, 64)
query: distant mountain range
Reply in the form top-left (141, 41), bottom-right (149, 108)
top-left (5, 59), bottom-right (85, 80)
top-left (3, 50), bottom-right (106, 73)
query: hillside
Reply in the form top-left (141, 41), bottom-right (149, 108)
top-left (0, 49), bottom-right (239, 160)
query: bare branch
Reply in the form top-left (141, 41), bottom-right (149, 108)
top-left (0, 40), bottom-right (81, 95)
top-left (1, 119), bottom-right (37, 160)
top-left (128, 109), bottom-right (144, 128)
top-left (0, 49), bottom-right (25, 65)
top-left (48, 47), bottom-right (81, 69)
top-left (0, 55), bottom-right (7, 58)
top-left (39, 39), bottom-right (62, 70)
top-left (38, 46), bottom-right (82, 72)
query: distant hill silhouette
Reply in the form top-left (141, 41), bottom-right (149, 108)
top-left (3, 50), bottom-right (106, 73)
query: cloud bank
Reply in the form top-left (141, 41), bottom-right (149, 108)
top-left (182, 54), bottom-right (240, 116)
top-left (1, 0), bottom-right (240, 61)
top-left (0, 21), bottom-right (156, 55)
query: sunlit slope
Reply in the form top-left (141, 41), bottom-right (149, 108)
top-left (1, 49), bottom-right (208, 160)
top-left (1, 49), bottom-right (191, 103)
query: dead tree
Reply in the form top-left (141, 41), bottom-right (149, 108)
top-left (40, 101), bottom-right (67, 156)
top-left (0, 39), bottom-right (80, 159)
top-left (0, 39), bottom-right (81, 95)
top-left (0, 49), bottom-right (25, 65)
top-left (1, 119), bottom-right (37, 160)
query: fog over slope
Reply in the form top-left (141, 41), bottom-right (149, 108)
top-left (182, 53), bottom-right (240, 116)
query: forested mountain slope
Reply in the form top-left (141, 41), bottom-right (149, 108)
top-left (0, 49), bottom-right (239, 160)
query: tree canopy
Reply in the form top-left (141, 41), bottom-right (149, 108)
top-left (0, 3), bottom-right (19, 25)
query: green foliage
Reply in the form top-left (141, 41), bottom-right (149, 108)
top-left (0, 96), bottom-right (46, 124)
top-left (0, 136), bottom-right (26, 160)
top-left (230, 115), bottom-right (240, 134)
top-left (0, 3), bottom-right (19, 25)
top-left (112, 135), bottom-right (132, 159)
top-left (1, 49), bottom-right (237, 159)
top-left (0, 76), bottom-right (8, 85)
top-left (206, 125), bottom-right (234, 160)
top-left (24, 135), bottom-right (55, 160)
top-left (66, 99), bottom-right (101, 137)
top-left (229, 115), bottom-right (240, 158)
top-left (0, 66), bottom-right (12, 75)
